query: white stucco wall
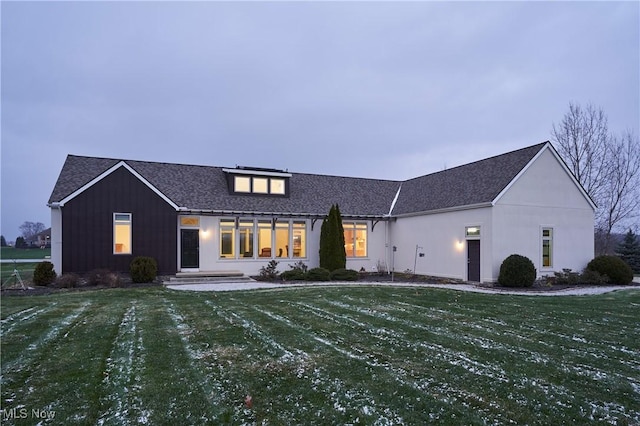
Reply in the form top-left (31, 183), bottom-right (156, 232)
top-left (389, 207), bottom-right (493, 281)
top-left (492, 148), bottom-right (595, 278)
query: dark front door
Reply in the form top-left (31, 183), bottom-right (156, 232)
top-left (467, 240), bottom-right (480, 282)
top-left (181, 229), bottom-right (199, 269)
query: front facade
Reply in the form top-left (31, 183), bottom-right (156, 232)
top-left (48, 142), bottom-right (596, 282)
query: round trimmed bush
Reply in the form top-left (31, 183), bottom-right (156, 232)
top-left (130, 256), bottom-right (158, 283)
top-left (586, 255), bottom-right (633, 285)
top-left (33, 261), bottom-right (57, 286)
top-left (306, 267), bottom-right (331, 282)
top-left (329, 268), bottom-right (358, 281)
top-left (498, 254), bottom-right (536, 287)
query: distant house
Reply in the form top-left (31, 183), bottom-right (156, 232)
top-left (47, 141), bottom-right (595, 282)
top-left (26, 228), bottom-right (51, 248)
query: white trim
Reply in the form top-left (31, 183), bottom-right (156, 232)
top-left (393, 202), bottom-right (493, 218)
top-left (492, 142), bottom-right (597, 211)
top-left (388, 184), bottom-right (402, 216)
top-left (222, 168), bottom-right (292, 178)
top-left (57, 162), bottom-right (179, 210)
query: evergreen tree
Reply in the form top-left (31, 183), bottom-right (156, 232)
top-left (0, 235), bottom-right (6, 247)
top-left (616, 229), bottom-right (640, 274)
top-left (319, 204), bottom-right (346, 271)
top-left (334, 204), bottom-right (346, 270)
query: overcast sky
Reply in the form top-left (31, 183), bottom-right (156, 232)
top-left (1, 1), bottom-right (638, 241)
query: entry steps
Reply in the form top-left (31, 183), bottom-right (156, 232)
top-left (164, 270), bottom-right (255, 286)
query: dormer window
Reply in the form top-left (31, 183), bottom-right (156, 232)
top-left (224, 167), bottom-right (291, 197)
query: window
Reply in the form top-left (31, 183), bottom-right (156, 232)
top-left (230, 174), bottom-right (288, 196)
top-left (275, 222), bottom-right (289, 257)
top-left (113, 213), bottom-right (132, 254)
top-left (465, 226), bottom-right (481, 238)
top-left (234, 176), bottom-right (251, 193)
top-left (253, 178), bottom-right (269, 194)
top-left (219, 219), bottom-right (307, 259)
top-left (344, 222), bottom-right (367, 258)
top-left (258, 221), bottom-right (272, 257)
top-left (293, 221), bottom-right (306, 258)
top-left (239, 220), bottom-right (254, 258)
top-left (220, 219), bottom-right (235, 258)
top-left (542, 228), bottom-right (553, 268)
top-left (270, 179), bottom-right (285, 195)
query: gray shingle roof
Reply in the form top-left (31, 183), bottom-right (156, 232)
top-left (391, 142), bottom-right (547, 215)
top-left (48, 142), bottom-right (549, 217)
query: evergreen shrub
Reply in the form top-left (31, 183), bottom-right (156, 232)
top-left (130, 256), bottom-right (158, 283)
top-left (33, 261), bottom-right (57, 286)
top-left (329, 268), bottom-right (359, 281)
top-left (306, 267), bottom-right (331, 281)
top-left (280, 270), bottom-right (306, 281)
top-left (498, 254), bottom-right (536, 287)
top-left (586, 255), bottom-right (633, 285)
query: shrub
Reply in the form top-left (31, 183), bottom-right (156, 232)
top-left (33, 261), bottom-right (57, 286)
top-left (87, 269), bottom-right (122, 287)
top-left (554, 268), bottom-right (580, 285)
top-left (258, 260), bottom-right (279, 281)
top-left (306, 267), bottom-right (331, 282)
top-left (289, 261), bottom-right (308, 274)
top-left (56, 273), bottom-right (80, 288)
top-left (280, 270), bottom-right (306, 281)
top-left (586, 255), bottom-right (633, 285)
top-left (580, 268), bottom-right (608, 285)
top-left (329, 268), bottom-right (358, 281)
top-left (130, 256), bottom-right (158, 283)
top-left (498, 254), bottom-right (536, 287)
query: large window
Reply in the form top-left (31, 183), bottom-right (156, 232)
top-left (542, 228), bottom-right (553, 268)
top-left (113, 213), bottom-right (132, 254)
top-left (219, 218), bottom-right (306, 259)
top-left (344, 222), bottom-right (367, 258)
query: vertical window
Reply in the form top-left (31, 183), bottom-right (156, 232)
top-left (344, 222), bottom-right (368, 258)
top-left (542, 228), bottom-right (553, 268)
top-left (275, 222), bottom-right (289, 257)
top-left (293, 221), bottom-right (306, 258)
top-left (113, 213), bottom-right (132, 254)
top-left (258, 221), bottom-right (272, 257)
top-left (220, 219), bottom-right (235, 258)
top-left (239, 220), bottom-right (254, 258)
top-left (234, 176), bottom-right (251, 193)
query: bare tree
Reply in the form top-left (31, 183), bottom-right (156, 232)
top-left (551, 103), bottom-right (609, 208)
top-left (552, 103), bottom-right (640, 254)
top-left (19, 221), bottom-right (46, 240)
top-left (599, 130), bottom-right (640, 252)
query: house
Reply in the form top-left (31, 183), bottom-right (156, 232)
top-left (26, 228), bottom-right (51, 248)
top-left (47, 141), bottom-right (595, 282)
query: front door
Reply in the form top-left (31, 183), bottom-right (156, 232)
top-left (467, 240), bottom-right (480, 282)
top-left (181, 229), bottom-right (199, 269)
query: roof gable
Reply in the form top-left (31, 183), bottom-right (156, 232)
top-left (48, 157), bottom-right (179, 210)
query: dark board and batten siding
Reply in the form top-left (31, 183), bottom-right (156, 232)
top-left (61, 166), bottom-right (178, 274)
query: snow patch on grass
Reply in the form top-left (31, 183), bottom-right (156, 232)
top-left (97, 303), bottom-right (150, 425)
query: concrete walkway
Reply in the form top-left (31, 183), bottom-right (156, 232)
top-left (166, 280), bottom-right (640, 296)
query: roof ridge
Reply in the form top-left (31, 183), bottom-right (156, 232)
top-left (403, 141), bottom-right (548, 182)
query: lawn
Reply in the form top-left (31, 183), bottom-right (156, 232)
top-left (1, 286), bottom-right (639, 425)
top-left (1, 248), bottom-right (51, 285)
